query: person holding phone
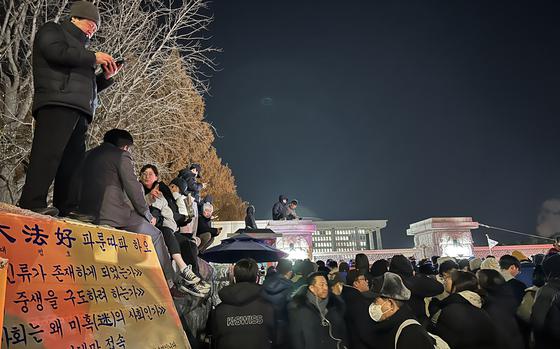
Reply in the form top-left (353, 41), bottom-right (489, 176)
top-left (19, 1), bottom-right (123, 216)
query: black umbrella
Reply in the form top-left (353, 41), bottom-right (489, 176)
top-left (200, 233), bottom-right (288, 263)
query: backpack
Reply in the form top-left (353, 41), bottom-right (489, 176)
top-left (395, 319), bottom-right (450, 349)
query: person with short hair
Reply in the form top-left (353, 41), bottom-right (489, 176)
top-left (368, 272), bottom-right (435, 349)
top-left (196, 202), bottom-right (221, 252)
top-left (288, 272), bottom-right (348, 349)
top-left (286, 200), bottom-right (300, 220)
top-left (77, 130), bottom-right (169, 274)
top-left (430, 270), bottom-right (499, 349)
top-left (499, 254), bottom-right (527, 304)
top-left (340, 269), bottom-right (377, 349)
top-left (212, 258), bottom-right (274, 349)
top-left (19, 1), bottom-right (120, 216)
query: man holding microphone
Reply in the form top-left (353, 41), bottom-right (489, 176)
top-left (19, 1), bottom-right (121, 216)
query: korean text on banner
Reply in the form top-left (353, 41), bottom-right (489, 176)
top-left (0, 206), bottom-right (190, 349)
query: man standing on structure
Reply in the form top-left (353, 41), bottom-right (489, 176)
top-left (19, 1), bottom-right (120, 216)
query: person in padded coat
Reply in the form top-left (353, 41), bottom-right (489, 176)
top-left (389, 255), bottom-right (444, 327)
top-left (288, 272), bottom-right (348, 349)
top-left (477, 269), bottom-right (524, 349)
top-left (367, 272), bottom-right (435, 349)
top-left (262, 259), bottom-right (294, 349)
top-left (212, 258), bottom-right (274, 349)
top-left (430, 270), bottom-right (500, 349)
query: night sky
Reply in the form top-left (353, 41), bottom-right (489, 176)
top-left (204, 1), bottom-right (560, 248)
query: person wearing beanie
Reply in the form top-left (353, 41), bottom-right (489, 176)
top-left (19, 1), bottom-right (121, 217)
top-left (468, 258), bottom-right (482, 273)
top-left (389, 255), bottom-right (443, 327)
top-left (511, 250), bottom-right (536, 288)
top-left (368, 272), bottom-right (435, 349)
top-left (262, 259), bottom-right (294, 349)
top-left (531, 253), bottom-right (560, 348)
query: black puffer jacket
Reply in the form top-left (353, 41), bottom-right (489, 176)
top-left (288, 286), bottom-right (348, 349)
top-left (401, 274), bottom-right (444, 327)
top-left (430, 291), bottom-right (500, 349)
top-left (262, 275), bottom-right (294, 347)
top-left (212, 282), bottom-right (274, 349)
top-left (481, 285), bottom-right (524, 349)
top-left (32, 21), bottom-right (113, 122)
top-left (178, 169), bottom-right (203, 202)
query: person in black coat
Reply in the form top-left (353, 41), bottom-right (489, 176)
top-left (499, 254), bottom-right (527, 305)
top-left (212, 259), bottom-right (274, 349)
top-left (262, 259), bottom-right (294, 349)
top-left (339, 272), bottom-right (377, 349)
top-left (430, 270), bottom-right (500, 349)
top-left (389, 255), bottom-right (444, 327)
top-left (272, 195), bottom-right (289, 220)
top-left (288, 272), bottom-right (348, 349)
top-left (368, 272), bottom-right (435, 349)
top-left (19, 1), bottom-right (120, 216)
top-left (477, 269), bottom-right (524, 349)
top-left (245, 205), bottom-right (258, 229)
top-left (531, 253), bottom-right (560, 349)
top-left (178, 164), bottom-right (205, 203)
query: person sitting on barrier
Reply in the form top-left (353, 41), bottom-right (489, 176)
top-left (139, 164), bottom-right (209, 298)
top-left (196, 201), bottom-right (221, 253)
top-left (286, 200), bottom-right (300, 220)
top-left (272, 195), bottom-right (289, 220)
top-left (77, 129), bottom-right (171, 274)
top-left (245, 205), bottom-right (258, 229)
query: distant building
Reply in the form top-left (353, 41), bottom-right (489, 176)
top-left (211, 219), bottom-right (387, 255)
top-left (312, 220), bottom-right (387, 253)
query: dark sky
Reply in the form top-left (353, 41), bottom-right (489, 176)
top-left (204, 0), bottom-right (560, 248)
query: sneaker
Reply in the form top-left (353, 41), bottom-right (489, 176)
top-left (177, 280), bottom-right (208, 298)
top-left (179, 265), bottom-right (200, 285)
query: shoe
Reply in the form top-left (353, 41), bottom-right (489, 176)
top-left (179, 265), bottom-right (200, 285)
top-left (30, 207), bottom-right (59, 216)
top-left (177, 280), bottom-right (208, 298)
top-left (65, 211), bottom-right (95, 223)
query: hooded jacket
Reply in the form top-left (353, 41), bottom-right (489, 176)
top-left (288, 285), bottom-right (348, 349)
top-left (32, 21), bottom-right (113, 122)
top-left (262, 274), bottom-right (294, 346)
top-left (245, 205), bottom-right (258, 229)
top-left (272, 195), bottom-right (289, 220)
top-left (212, 282), bottom-right (274, 349)
top-left (430, 291), bottom-right (499, 349)
top-left (370, 305), bottom-right (435, 349)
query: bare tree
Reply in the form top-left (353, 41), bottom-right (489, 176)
top-left (0, 1), bottom-right (238, 208)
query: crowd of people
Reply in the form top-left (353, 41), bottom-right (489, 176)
top-left (207, 247), bottom-right (560, 349)
top-left (11, 2), bottom-right (560, 348)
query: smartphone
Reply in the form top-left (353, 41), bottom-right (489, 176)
top-left (115, 58), bottom-right (125, 66)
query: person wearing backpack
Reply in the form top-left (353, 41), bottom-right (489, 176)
top-left (367, 272), bottom-right (437, 349)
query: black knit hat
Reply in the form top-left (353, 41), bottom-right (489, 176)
top-left (70, 1), bottom-right (100, 27)
top-left (543, 253), bottom-right (560, 278)
top-left (170, 177), bottom-right (188, 196)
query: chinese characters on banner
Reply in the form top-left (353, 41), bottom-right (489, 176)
top-left (0, 206), bottom-right (190, 349)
